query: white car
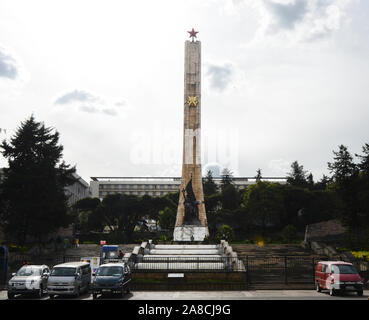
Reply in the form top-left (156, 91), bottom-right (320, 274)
top-left (7, 265), bottom-right (50, 299)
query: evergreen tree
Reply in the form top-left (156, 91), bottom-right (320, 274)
top-left (0, 116), bottom-right (76, 244)
top-left (327, 145), bottom-right (359, 228)
top-left (355, 143), bottom-right (369, 229)
top-left (328, 145), bottom-right (358, 183)
top-left (203, 169), bottom-right (218, 196)
top-left (356, 143), bottom-right (369, 174)
top-left (220, 168), bottom-right (233, 191)
top-left (286, 161), bottom-right (308, 187)
top-left (306, 172), bottom-right (315, 190)
top-left (315, 174), bottom-right (330, 190)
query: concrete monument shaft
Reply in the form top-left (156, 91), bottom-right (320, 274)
top-left (173, 38), bottom-right (209, 241)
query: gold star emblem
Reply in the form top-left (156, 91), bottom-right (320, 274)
top-left (187, 96), bottom-right (198, 107)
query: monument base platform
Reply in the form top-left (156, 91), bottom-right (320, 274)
top-left (173, 226), bottom-right (209, 241)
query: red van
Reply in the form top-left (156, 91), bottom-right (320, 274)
top-left (315, 261), bottom-right (364, 296)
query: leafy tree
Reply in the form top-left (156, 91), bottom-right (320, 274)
top-left (158, 206), bottom-right (176, 230)
top-left (72, 197), bottom-right (101, 233)
top-left (281, 224), bottom-right (298, 243)
top-left (94, 194), bottom-right (142, 243)
top-left (204, 193), bottom-right (221, 235)
top-left (220, 184), bottom-right (241, 211)
top-left (280, 185), bottom-right (313, 229)
top-left (243, 181), bottom-right (286, 236)
top-left (287, 161), bottom-right (308, 187)
top-left (0, 116), bottom-right (76, 245)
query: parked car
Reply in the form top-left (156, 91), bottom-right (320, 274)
top-left (47, 261), bottom-right (91, 299)
top-left (315, 261), bottom-right (364, 296)
top-left (100, 245), bottom-right (120, 264)
top-left (91, 263), bottom-right (131, 299)
top-left (7, 265), bottom-right (50, 299)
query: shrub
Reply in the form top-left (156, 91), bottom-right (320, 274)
top-left (216, 225), bottom-right (235, 242)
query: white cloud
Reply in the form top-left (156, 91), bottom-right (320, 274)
top-left (206, 63), bottom-right (233, 91)
top-left (268, 159), bottom-right (291, 176)
top-left (54, 89), bottom-right (130, 117)
top-left (243, 0), bottom-right (354, 43)
top-left (0, 46), bottom-right (18, 79)
top-left (0, 45), bottom-right (29, 97)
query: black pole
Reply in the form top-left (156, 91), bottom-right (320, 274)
top-left (246, 255), bottom-right (249, 289)
top-left (284, 256), bottom-right (288, 285)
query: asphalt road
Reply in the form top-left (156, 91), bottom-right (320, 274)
top-left (0, 290), bottom-right (368, 300)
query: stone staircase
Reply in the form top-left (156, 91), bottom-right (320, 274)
top-left (230, 243), bottom-right (328, 289)
top-left (134, 243), bottom-right (244, 271)
top-left (231, 243), bottom-right (324, 257)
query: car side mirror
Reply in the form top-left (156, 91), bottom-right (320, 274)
top-left (12, 273), bottom-right (16, 277)
top-left (75, 273), bottom-right (81, 279)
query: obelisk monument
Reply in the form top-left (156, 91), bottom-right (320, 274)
top-left (173, 29), bottom-right (209, 241)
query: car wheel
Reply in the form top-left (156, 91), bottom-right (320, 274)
top-left (49, 294), bottom-right (54, 300)
top-left (7, 292), bottom-right (15, 300)
top-left (92, 293), bottom-right (97, 300)
top-left (357, 290), bottom-right (363, 297)
top-left (37, 285), bottom-right (43, 298)
top-left (126, 286), bottom-right (130, 294)
top-left (75, 286), bottom-right (80, 298)
top-left (316, 283), bottom-right (321, 292)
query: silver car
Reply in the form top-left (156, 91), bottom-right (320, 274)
top-left (47, 262), bottom-right (91, 299)
top-left (7, 265), bottom-right (50, 299)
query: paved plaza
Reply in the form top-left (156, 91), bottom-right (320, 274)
top-left (0, 290), bottom-right (367, 300)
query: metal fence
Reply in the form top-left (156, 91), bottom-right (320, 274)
top-left (242, 255), bottom-right (369, 289)
top-left (4, 253), bottom-right (369, 290)
top-left (133, 256), bottom-right (245, 272)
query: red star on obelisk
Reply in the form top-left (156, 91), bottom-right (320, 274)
top-left (187, 28), bottom-right (198, 41)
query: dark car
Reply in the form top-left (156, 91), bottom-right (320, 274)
top-left (91, 263), bottom-right (131, 299)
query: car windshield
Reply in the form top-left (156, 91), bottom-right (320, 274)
top-left (50, 267), bottom-right (76, 276)
top-left (97, 266), bottom-right (123, 277)
top-left (103, 251), bottom-right (118, 259)
top-left (331, 264), bottom-right (358, 274)
top-left (16, 266), bottom-right (41, 276)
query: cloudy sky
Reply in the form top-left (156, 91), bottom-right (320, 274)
top-left (0, 0), bottom-right (368, 183)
